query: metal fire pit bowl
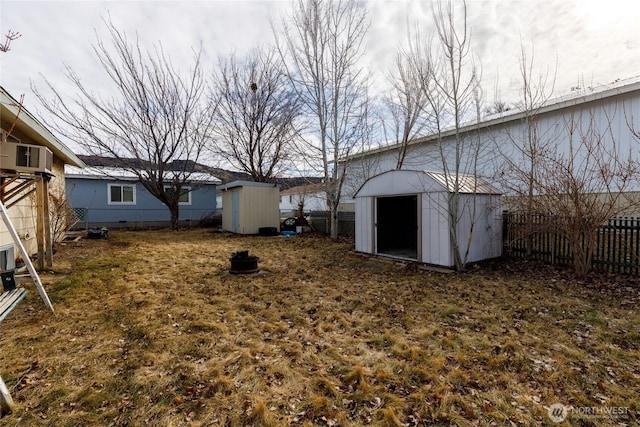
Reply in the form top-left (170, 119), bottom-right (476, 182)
top-left (229, 250), bottom-right (260, 274)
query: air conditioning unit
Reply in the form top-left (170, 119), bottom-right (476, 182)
top-left (0, 142), bottom-right (54, 174)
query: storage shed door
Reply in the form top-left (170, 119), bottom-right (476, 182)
top-left (231, 190), bottom-right (240, 233)
top-left (376, 195), bottom-right (418, 260)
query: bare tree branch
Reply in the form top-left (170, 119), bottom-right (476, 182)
top-left (210, 48), bottom-right (301, 182)
top-left (276, 0), bottom-right (370, 239)
top-left (493, 40), bottom-right (557, 256)
top-left (489, 45), bottom-right (639, 275)
top-left (533, 106), bottom-right (640, 273)
top-left (0, 29), bottom-right (21, 53)
top-left (1, 31), bottom-right (24, 148)
top-left (382, 27), bottom-right (434, 169)
top-left (33, 19), bottom-right (215, 230)
top-left (418, 0), bottom-right (483, 271)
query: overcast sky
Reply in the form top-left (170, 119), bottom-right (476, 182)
top-left (1, 0), bottom-right (639, 130)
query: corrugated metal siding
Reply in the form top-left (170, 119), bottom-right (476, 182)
top-left (346, 88), bottom-right (640, 198)
top-left (484, 195), bottom-right (504, 259)
top-left (454, 194), bottom-right (502, 264)
top-left (421, 192), bottom-right (452, 266)
top-left (455, 194), bottom-right (480, 263)
top-left (346, 80), bottom-right (640, 163)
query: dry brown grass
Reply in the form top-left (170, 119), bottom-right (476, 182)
top-left (0, 229), bottom-right (638, 426)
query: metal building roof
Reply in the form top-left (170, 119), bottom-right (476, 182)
top-left (354, 169), bottom-right (501, 198)
top-left (423, 171), bottom-right (502, 195)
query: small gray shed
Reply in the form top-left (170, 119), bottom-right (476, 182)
top-left (218, 181), bottom-right (280, 234)
top-left (354, 170), bottom-right (502, 267)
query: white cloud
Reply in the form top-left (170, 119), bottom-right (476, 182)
top-left (1, 0), bottom-right (638, 141)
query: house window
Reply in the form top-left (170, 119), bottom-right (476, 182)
top-left (16, 145), bottom-right (40, 168)
top-left (108, 184), bottom-right (136, 205)
top-left (164, 186), bottom-right (191, 205)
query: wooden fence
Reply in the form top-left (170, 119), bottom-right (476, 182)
top-left (503, 212), bottom-right (640, 275)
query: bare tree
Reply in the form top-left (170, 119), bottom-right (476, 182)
top-left (34, 20), bottom-right (215, 230)
top-left (515, 42), bottom-right (556, 210)
top-left (520, 106), bottom-right (640, 274)
top-left (277, 0), bottom-right (370, 240)
top-left (0, 29), bottom-right (21, 53)
top-left (46, 187), bottom-right (77, 246)
top-left (417, 0), bottom-right (483, 271)
top-left (496, 41), bottom-right (556, 256)
top-left (382, 36), bottom-right (432, 169)
top-left (494, 47), bottom-right (640, 275)
top-left (211, 48), bottom-right (301, 182)
top-left (483, 73), bottom-right (512, 116)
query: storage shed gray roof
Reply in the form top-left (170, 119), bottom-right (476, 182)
top-left (355, 170), bottom-right (501, 198)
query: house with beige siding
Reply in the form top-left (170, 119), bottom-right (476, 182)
top-left (1, 86), bottom-right (85, 270)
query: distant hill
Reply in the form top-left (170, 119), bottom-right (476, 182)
top-left (77, 155), bottom-right (320, 188)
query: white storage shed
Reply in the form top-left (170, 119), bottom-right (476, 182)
top-left (354, 170), bottom-right (502, 267)
top-left (218, 181), bottom-right (280, 234)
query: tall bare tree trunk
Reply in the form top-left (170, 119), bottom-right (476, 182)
top-left (416, 0), bottom-right (482, 271)
top-left (277, 0), bottom-right (370, 240)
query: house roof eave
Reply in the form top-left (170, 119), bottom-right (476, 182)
top-left (1, 87), bottom-right (85, 168)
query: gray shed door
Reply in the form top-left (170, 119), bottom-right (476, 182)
top-left (231, 190), bottom-right (240, 233)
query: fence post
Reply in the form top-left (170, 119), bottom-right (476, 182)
top-left (502, 210), bottom-right (509, 255)
top-left (624, 217), bottom-right (629, 275)
top-left (635, 217), bottom-right (640, 276)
